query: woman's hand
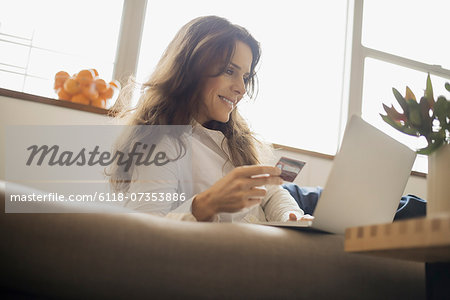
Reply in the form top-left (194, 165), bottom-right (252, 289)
top-left (288, 213), bottom-right (315, 222)
top-left (192, 165), bottom-right (283, 221)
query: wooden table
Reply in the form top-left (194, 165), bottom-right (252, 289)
top-left (345, 214), bottom-right (450, 299)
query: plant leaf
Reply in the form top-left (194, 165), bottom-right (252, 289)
top-left (419, 97), bottom-right (432, 135)
top-left (417, 138), bottom-right (444, 155)
top-left (380, 114), bottom-right (419, 136)
top-left (430, 129), bottom-right (446, 142)
top-left (445, 82), bottom-right (450, 92)
top-left (435, 96), bottom-right (449, 129)
top-left (405, 86), bottom-right (416, 101)
top-left (392, 88), bottom-right (409, 115)
top-left (425, 73), bottom-right (435, 108)
top-left (383, 104), bottom-right (406, 121)
top-left (407, 99), bottom-right (422, 127)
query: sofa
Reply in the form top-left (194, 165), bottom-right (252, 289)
top-left (1, 180), bottom-right (425, 299)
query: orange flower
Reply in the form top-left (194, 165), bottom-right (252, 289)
top-left (76, 69), bottom-right (95, 86)
top-left (54, 71), bottom-right (70, 90)
top-left (63, 77), bottom-right (81, 95)
top-left (94, 78), bottom-right (108, 94)
top-left (71, 94), bottom-right (90, 105)
top-left (82, 83), bottom-right (99, 101)
top-left (57, 88), bottom-right (71, 101)
top-left (90, 68), bottom-right (99, 78)
top-left (91, 98), bottom-right (106, 108)
top-left (100, 85), bottom-right (114, 99)
top-left (109, 80), bottom-right (121, 90)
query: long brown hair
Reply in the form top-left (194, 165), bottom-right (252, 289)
top-left (109, 16), bottom-right (262, 191)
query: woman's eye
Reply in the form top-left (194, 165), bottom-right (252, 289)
top-left (225, 69), bottom-right (233, 75)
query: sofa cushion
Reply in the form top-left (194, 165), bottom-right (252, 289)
top-left (1, 181), bottom-right (425, 299)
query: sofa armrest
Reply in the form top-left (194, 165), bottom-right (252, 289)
top-left (1, 181), bottom-right (425, 299)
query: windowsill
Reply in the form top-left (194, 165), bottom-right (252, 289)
top-left (0, 88), bottom-right (427, 178)
top-left (0, 88), bottom-right (111, 115)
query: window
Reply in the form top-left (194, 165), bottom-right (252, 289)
top-left (362, 0), bottom-right (449, 69)
top-left (2, 0), bottom-right (448, 170)
top-left (358, 0), bottom-right (450, 172)
top-left (0, 0), bottom-right (123, 98)
top-left (362, 59), bottom-right (449, 172)
top-left (136, 0), bottom-right (348, 155)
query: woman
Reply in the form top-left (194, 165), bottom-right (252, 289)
top-left (109, 16), bottom-right (309, 223)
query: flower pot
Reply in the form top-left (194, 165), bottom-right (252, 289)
top-left (427, 143), bottom-right (450, 217)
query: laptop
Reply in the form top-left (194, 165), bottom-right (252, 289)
top-left (258, 115), bottom-right (416, 234)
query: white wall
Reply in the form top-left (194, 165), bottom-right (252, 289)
top-left (0, 95), bottom-right (111, 180)
top-left (0, 95), bottom-right (427, 198)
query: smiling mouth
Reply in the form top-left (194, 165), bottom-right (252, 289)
top-left (219, 96), bottom-right (235, 108)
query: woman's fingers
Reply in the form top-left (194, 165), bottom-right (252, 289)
top-left (247, 198), bottom-right (262, 207)
top-left (289, 213), bottom-right (297, 221)
top-left (289, 213), bottom-right (315, 221)
top-left (195, 165), bottom-right (283, 217)
top-left (245, 176), bottom-right (283, 187)
top-left (247, 186), bottom-right (267, 198)
top-left (233, 165), bottom-right (284, 189)
top-left (219, 187), bottom-right (265, 212)
top-left (234, 165), bottom-right (281, 178)
top-left (219, 197), bottom-right (261, 212)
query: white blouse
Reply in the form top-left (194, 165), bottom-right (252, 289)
top-left (125, 123), bottom-right (304, 222)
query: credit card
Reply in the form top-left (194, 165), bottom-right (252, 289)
top-left (275, 157), bottom-right (306, 182)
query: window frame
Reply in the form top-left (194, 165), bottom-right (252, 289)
top-left (344, 0), bottom-right (450, 137)
top-left (1, 0), bottom-right (447, 167)
top-left (0, 0), bottom-right (142, 94)
top-left (112, 0), bottom-right (148, 82)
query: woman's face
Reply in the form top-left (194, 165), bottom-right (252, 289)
top-left (197, 40), bottom-right (253, 124)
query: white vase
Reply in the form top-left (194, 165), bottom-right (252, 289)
top-left (427, 143), bottom-right (450, 217)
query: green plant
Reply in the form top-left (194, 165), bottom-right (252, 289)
top-left (380, 74), bottom-right (450, 155)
